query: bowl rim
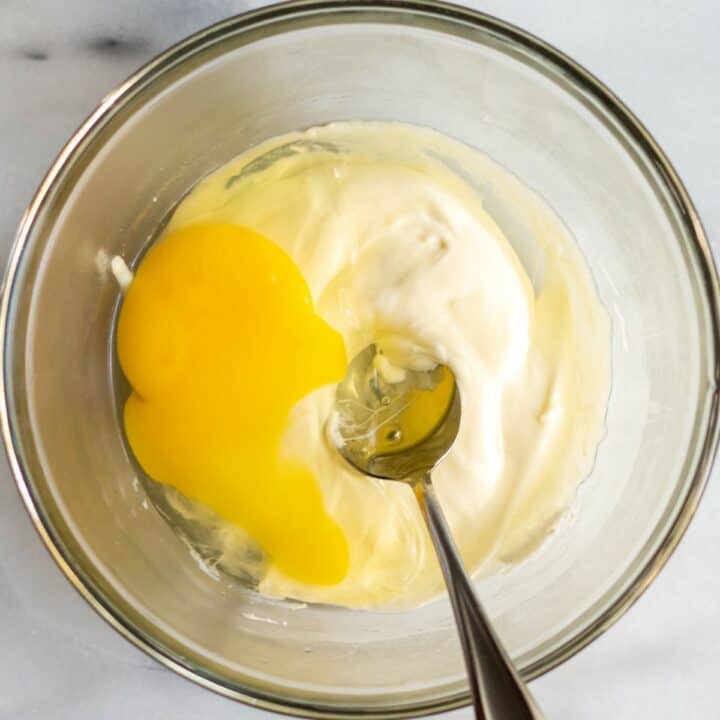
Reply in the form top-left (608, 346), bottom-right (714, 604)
top-left (2, 0), bottom-right (719, 717)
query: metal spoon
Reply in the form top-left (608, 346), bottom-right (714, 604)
top-left (331, 343), bottom-right (544, 720)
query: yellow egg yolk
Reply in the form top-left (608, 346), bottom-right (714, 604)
top-left (117, 223), bottom-right (349, 585)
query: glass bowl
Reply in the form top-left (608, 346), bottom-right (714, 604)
top-left (1, 1), bottom-right (718, 717)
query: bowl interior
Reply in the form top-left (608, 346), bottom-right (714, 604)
top-left (4, 4), bottom-right (717, 716)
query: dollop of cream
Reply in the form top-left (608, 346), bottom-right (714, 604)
top-left (162, 121), bottom-right (611, 608)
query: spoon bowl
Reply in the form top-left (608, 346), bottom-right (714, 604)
top-left (332, 341), bottom-right (461, 480)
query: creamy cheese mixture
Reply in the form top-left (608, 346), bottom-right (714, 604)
top-left (129, 121), bottom-right (610, 609)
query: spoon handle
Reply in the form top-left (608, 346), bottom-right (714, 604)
top-left (412, 471), bottom-right (544, 720)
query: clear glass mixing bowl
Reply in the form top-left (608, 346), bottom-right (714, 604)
top-left (2, 1), bottom-right (718, 717)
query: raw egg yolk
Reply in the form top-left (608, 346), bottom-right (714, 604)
top-left (117, 223), bottom-right (349, 585)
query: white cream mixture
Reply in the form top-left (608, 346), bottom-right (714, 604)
top-left (162, 121), bottom-right (611, 608)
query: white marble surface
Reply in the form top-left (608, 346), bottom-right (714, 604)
top-left (1, 1), bottom-right (719, 718)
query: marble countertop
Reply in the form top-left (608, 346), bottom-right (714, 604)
top-left (1, 1), bottom-right (718, 718)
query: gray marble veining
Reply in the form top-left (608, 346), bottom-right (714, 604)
top-left (1, 2), bottom-right (719, 718)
